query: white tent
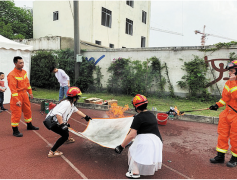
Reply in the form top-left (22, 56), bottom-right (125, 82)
top-left (0, 35), bottom-right (33, 104)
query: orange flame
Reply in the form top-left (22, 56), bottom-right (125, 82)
top-left (174, 106), bottom-right (183, 116)
top-left (106, 103), bottom-right (129, 118)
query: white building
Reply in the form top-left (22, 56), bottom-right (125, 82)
top-left (33, 0), bottom-right (151, 48)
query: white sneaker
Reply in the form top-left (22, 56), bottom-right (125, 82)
top-left (126, 171), bottom-right (140, 179)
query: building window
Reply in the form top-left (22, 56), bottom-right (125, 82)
top-left (142, 11), bottom-right (147, 24)
top-left (95, 40), bottom-right (101, 45)
top-left (109, 44), bottom-right (114, 48)
top-left (122, 46), bottom-right (126, 48)
top-left (53, 11), bottom-right (59, 21)
top-left (126, 0), bottom-right (134, 8)
top-left (101, 7), bottom-right (112, 28)
top-left (125, 18), bottom-right (133, 35)
top-left (141, 36), bottom-right (146, 47)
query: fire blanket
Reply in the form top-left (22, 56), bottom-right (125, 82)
top-left (69, 116), bottom-right (134, 148)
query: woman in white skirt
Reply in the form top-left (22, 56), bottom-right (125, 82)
top-left (115, 94), bottom-right (163, 178)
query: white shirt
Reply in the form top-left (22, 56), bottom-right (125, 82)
top-left (55, 69), bottom-right (70, 87)
top-left (47, 100), bottom-right (78, 123)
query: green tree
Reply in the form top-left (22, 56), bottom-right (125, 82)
top-left (0, 0), bottom-right (33, 39)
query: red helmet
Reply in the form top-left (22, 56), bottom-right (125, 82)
top-left (132, 94), bottom-right (148, 108)
top-left (226, 60), bottom-right (237, 70)
top-left (67, 87), bottom-right (82, 97)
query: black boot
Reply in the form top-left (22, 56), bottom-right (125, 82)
top-left (210, 152), bottom-right (225, 163)
top-left (12, 127), bottom-right (23, 137)
top-left (226, 155), bottom-right (237, 167)
top-left (27, 122), bottom-right (39, 130)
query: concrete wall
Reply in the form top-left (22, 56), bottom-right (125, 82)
top-left (33, 1), bottom-right (150, 48)
top-left (14, 36), bottom-right (107, 51)
top-left (15, 36), bottom-right (61, 51)
top-left (82, 46), bottom-right (237, 97)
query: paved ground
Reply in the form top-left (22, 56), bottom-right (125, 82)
top-left (0, 102), bottom-right (236, 179)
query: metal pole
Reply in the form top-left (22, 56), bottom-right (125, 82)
top-left (74, 0), bottom-right (80, 83)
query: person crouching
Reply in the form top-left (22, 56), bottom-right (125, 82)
top-left (46, 87), bottom-right (92, 157)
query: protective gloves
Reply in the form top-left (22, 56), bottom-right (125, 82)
top-left (60, 123), bottom-right (68, 131)
top-left (115, 145), bottom-right (124, 154)
top-left (66, 123), bottom-right (70, 127)
top-left (209, 104), bottom-right (219, 111)
top-left (84, 115), bottom-right (92, 121)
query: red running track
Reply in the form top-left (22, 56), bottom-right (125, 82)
top-left (0, 102), bottom-right (236, 179)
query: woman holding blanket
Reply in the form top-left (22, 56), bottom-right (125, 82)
top-left (115, 94), bottom-right (163, 178)
top-left (46, 87), bottom-right (92, 157)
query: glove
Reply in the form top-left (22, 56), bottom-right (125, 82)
top-left (66, 123), bottom-right (70, 127)
top-left (60, 123), bottom-right (68, 131)
top-left (84, 115), bottom-right (92, 122)
top-left (115, 145), bottom-right (124, 154)
top-left (209, 104), bottom-right (219, 111)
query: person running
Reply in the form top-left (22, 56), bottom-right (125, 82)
top-left (209, 60), bottom-right (237, 167)
top-left (115, 94), bottom-right (163, 178)
top-left (50, 66), bottom-right (70, 101)
top-left (7, 56), bottom-right (39, 137)
top-left (46, 87), bottom-right (92, 157)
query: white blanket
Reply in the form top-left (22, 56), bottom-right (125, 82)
top-left (69, 117), bottom-right (134, 148)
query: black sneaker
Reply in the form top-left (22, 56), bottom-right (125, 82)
top-left (1, 108), bottom-right (7, 111)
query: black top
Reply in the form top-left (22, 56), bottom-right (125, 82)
top-left (130, 111), bottom-right (162, 141)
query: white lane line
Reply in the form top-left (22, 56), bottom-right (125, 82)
top-left (6, 109), bottom-right (88, 179)
top-left (162, 163), bottom-right (190, 179)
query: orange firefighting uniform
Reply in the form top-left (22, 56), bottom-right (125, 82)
top-left (216, 79), bottom-right (237, 157)
top-left (7, 68), bottom-right (32, 127)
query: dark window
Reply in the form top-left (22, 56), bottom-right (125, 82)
top-left (95, 40), bottom-right (101, 45)
top-left (101, 7), bottom-right (112, 28)
top-left (53, 11), bottom-right (59, 21)
top-left (126, 0), bottom-right (134, 7)
top-left (109, 44), bottom-right (114, 48)
top-left (122, 46), bottom-right (126, 48)
top-left (141, 36), bottom-right (146, 47)
top-left (142, 11), bottom-right (147, 24)
top-left (125, 18), bottom-right (133, 35)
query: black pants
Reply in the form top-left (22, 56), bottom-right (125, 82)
top-left (50, 125), bottom-right (69, 152)
top-left (0, 92), bottom-right (4, 109)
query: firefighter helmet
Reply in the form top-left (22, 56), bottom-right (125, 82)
top-left (67, 87), bottom-right (82, 97)
top-left (132, 94), bottom-right (148, 108)
top-left (226, 60), bottom-right (237, 70)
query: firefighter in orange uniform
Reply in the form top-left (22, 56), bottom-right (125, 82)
top-left (209, 60), bottom-right (237, 167)
top-left (7, 56), bottom-right (39, 137)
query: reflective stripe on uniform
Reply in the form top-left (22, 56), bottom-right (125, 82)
top-left (11, 122), bottom-right (19, 126)
top-left (216, 147), bottom-right (228, 153)
top-left (224, 85), bottom-right (230, 92)
top-left (28, 86), bottom-right (31, 89)
top-left (15, 77), bottom-right (23, 80)
top-left (12, 93), bottom-right (18, 97)
top-left (219, 99), bottom-right (226, 106)
top-left (230, 87), bottom-right (237, 93)
top-left (24, 118), bottom-right (32, 123)
top-left (24, 73), bottom-right (27, 79)
top-left (231, 151), bottom-right (237, 157)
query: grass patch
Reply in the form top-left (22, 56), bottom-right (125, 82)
top-left (33, 88), bottom-right (222, 117)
